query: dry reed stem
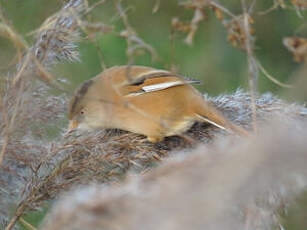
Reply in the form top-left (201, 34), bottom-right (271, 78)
top-left (0, 6), bottom-right (28, 58)
top-left (0, 0), bottom-right (91, 228)
top-left (0, 78), bottom-right (27, 166)
top-left (241, 0), bottom-right (258, 132)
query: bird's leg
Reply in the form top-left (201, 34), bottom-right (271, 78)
top-left (147, 136), bottom-right (164, 143)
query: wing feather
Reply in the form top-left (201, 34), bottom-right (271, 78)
top-left (119, 68), bottom-right (201, 96)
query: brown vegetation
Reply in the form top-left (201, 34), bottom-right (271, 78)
top-left (41, 121), bottom-right (307, 230)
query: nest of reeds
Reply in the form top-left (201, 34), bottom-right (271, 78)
top-left (41, 120), bottom-right (307, 230)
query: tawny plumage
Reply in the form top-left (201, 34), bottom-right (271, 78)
top-left (68, 65), bottom-right (247, 142)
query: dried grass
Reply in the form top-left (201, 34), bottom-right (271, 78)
top-left (41, 120), bottom-right (307, 230)
top-left (1, 88), bottom-right (306, 230)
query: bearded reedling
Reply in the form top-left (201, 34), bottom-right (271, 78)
top-left (68, 65), bottom-right (248, 142)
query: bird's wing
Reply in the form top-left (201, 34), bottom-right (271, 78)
top-left (125, 80), bottom-right (199, 97)
top-left (119, 69), bottom-right (200, 97)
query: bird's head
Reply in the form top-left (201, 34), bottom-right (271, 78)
top-left (67, 79), bottom-right (95, 132)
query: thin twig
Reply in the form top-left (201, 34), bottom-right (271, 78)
top-left (258, 1), bottom-right (280, 15)
top-left (94, 39), bottom-right (107, 70)
top-left (5, 204), bottom-right (27, 230)
top-left (0, 135), bottom-right (9, 166)
top-left (19, 217), bottom-right (38, 230)
top-left (114, 0), bottom-right (158, 62)
top-left (248, 0), bottom-right (257, 13)
top-left (257, 61), bottom-right (294, 88)
top-left (241, 0), bottom-right (258, 132)
top-left (0, 94), bottom-right (9, 166)
top-left (0, 75), bottom-right (27, 166)
top-left (12, 52), bottom-right (31, 86)
top-left (210, 1), bottom-right (236, 18)
top-left (152, 0), bottom-right (160, 13)
top-left (84, 0), bottom-right (106, 15)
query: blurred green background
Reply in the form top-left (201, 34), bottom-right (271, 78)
top-left (0, 0), bottom-right (306, 97)
top-left (0, 0), bottom-right (306, 229)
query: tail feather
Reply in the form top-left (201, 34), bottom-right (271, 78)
top-left (195, 114), bottom-right (227, 131)
top-left (194, 102), bottom-right (249, 136)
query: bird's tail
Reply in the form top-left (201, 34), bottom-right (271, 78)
top-left (195, 101), bottom-right (249, 136)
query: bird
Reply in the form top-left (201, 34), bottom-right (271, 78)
top-left (67, 65), bottom-right (248, 142)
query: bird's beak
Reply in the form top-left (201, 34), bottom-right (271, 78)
top-left (64, 120), bottom-right (79, 137)
top-left (69, 120), bottom-right (79, 130)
